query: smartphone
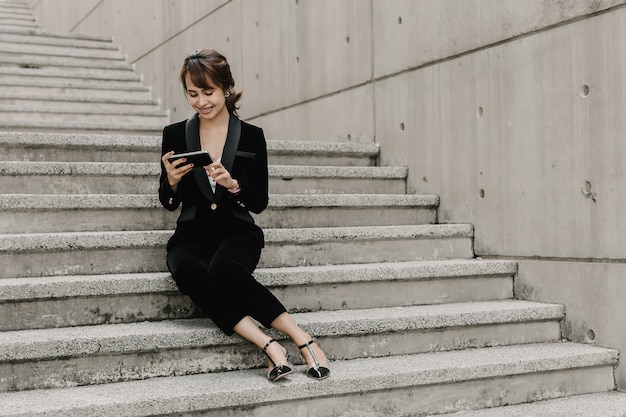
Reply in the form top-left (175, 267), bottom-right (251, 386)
top-left (167, 150), bottom-right (212, 167)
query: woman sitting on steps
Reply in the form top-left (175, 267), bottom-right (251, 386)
top-left (158, 48), bottom-right (330, 382)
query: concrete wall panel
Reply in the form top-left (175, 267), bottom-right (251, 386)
top-left (250, 84), bottom-right (375, 142)
top-left (372, 0), bottom-right (625, 78)
top-left (69, 0), bottom-right (229, 62)
top-left (516, 260), bottom-right (626, 389)
top-left (376, 8), bottom-right (626, 260)
top-left (374, 55), bottom-right (480, 219)
top-left (241, 0), bottom-right (372, 116)
top-left (30, 0), bottom-right (100, 32)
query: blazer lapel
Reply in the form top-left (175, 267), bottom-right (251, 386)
top-left (215, 115), bottom-right (241, 200)
top-left (185, 113), bottom-right (215, 201)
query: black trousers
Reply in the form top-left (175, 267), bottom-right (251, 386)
top-left (166, 230), bottom-right (287, 336)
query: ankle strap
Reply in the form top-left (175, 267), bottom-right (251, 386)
top-left (262, 338), bottom-right (277, 352)
top-left (297, 339), bottom-right (316, 350)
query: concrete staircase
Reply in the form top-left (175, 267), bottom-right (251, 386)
top-left (1, 0), bottom-right (624, 416)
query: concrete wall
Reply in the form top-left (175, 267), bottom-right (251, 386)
top-left (29, 0), bottom-right (626, 388)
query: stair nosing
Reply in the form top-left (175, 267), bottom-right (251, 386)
top-left (0, 301), bottom-right (565, 362)
top-left (0, 193), bottom-right (437, 210)
top-left (0, 225), bottom-right (473, 252)
top-left (0, 259), bottom-right (517, 301)
top-left (0, 343), bottom-right (617, 416)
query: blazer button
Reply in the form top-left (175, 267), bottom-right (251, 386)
top-left (210, 203), bottom-right (218, 211)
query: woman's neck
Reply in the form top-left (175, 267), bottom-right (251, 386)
top-left (199, 111), bottom-right (230, 160)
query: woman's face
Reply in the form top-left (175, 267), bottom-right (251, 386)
top-left (184, 73), bottom-right (227, 122)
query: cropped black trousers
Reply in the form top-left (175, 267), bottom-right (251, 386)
top-left (166, 230), bottom-right (287, 336)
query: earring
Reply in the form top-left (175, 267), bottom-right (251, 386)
top-left (225, 92), bottom-right (231, 98)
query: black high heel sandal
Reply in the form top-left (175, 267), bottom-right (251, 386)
top-left (262, 338), bottom-right (293, 382)
top-left (298, 339), bottom-right (330, 380)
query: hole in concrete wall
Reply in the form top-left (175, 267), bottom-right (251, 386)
top-left (296, 56), bottom-right (300, 63)
top-left (477, 106), bottom-right (484, 117)
top-left (478, 189), bottom-right (485, 199)
top-left (399, 122), bottom-right (405, 131)
top-left (226, 37), bottom-right (230, 42)
top-left (581, 84), bottom-right (590, 97)
top-left (346, 36), bottom-right (350, 44)
top-left (347, 134), bottom-right (352, 141)
top-left (585, 329), bottom-right (596, 343)
top-left (397, 16), bottom-right (402, 25)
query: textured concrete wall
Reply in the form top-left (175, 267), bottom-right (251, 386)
top-left (29, 0), bottom-right (626, 388)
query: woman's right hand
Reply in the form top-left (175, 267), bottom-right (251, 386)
top-left (162, 151), bottom-right (194, 191)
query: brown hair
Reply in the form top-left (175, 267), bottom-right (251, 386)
top-left (180, 49), bottom-right (243, 116)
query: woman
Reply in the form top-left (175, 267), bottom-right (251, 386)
top-left (159, 49), bottom-right (330, 382)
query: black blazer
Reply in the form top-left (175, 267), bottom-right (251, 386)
top-left (158, 113), bottom-right (269, 228)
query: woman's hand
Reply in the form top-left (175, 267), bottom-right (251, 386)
top-left (206, 161), bottom-right (238, 189)
top-left (162, 151), bottom-right (194, 191)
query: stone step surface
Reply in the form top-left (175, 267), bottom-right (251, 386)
top-left (0, 224), bottom-right (474, 278)
top-left (0, 162), bottom-right (406, 194)
top-left (0, 259), bottom-right (517, 330)
top-left (434, 392), bottom-right (626, 417)
top-left (0, 68), bottom-right (141, 86)
top-left (0, 131), bottom-right (379, 165)
top-left (0, 300), bottom-right (564, 391)
top-left (0, 40), bottom-right (125, 60)
top-left (0, 83), bottom-right (154, 99)
top-left (0, 342), bottom-right (617, 417)
top-left (0, 52), bottom-right (132, 70)
top-left (0, 109), bottom-right (168, 128)
top-left (0, 31), bottom-right (119, 49)
top-left (0, 193), bottom-right (437, 233)
top-left (0, 76), bottom-right (149, 91)
top-left (0, 65), bottom-right (141, 81)
top-left (0, 26), bottom-right (113, 42)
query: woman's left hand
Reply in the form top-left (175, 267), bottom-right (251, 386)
top-left (206, 161), bottom-right (238, 189)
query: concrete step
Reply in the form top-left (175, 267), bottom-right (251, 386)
top-left (0, 52), bottom-right (133, 71)
top-left (0, 40), bottom-right (124, 60)
top-left (0, 77), bottom-right (152, 95)
top-left (0, 132), bottom-right (379, 165)
top-left (0, 9), bottom-right (28, 16)
top-left (269, 165), bottom-right (407, 194)
top-left (0, 19), bottom-right (37, 30)
top-left (0, 162), bottom-right (405, 194)
top-left (0, 1), bottom-right (29, 9)
top-left (0, 300), bottom-right (564, 391)
top-left (0, 75), bottom-right (148, 92)
top-left (434, 392), bottom-right (626, 417)
top-left (257, 193), bottom-right (437, 227)
top-left (0, 259), bottom-right (517, 330)
top-left (267, 140), bottom-right (379, 166)
top-left (0, 107), bottom-right (168, 127)
top-left (0, 91), bottom-right (158, 106)
top-left (0, 224), bottom-right (474, 278)
top-left (0, 342), bottom-right (616, 416)
top-left (0, 10), bottom-right (31, 19)
top-left (0, 31), bottom-right (118, 50)
top-left (0, 65), bottom-right (142, 82)
top-left (0, 26), bottom-right (113, 43)
top-left (0, 121), bottom-right (162, 135)
top-left (0, 193), bottom-right (437, 233)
